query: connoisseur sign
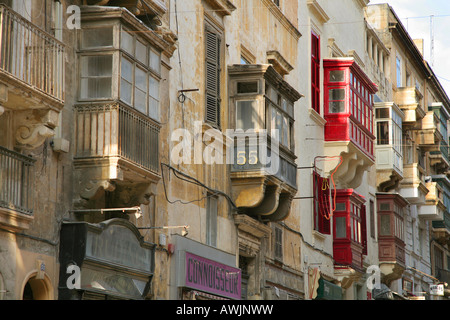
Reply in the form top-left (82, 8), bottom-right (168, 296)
top-left (185, 252), bottom-right (241, 300)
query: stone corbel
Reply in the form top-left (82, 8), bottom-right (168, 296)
top-left (15, 110), bottom-right (60, 150)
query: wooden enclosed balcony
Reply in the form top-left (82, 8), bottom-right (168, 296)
top-left (0, 4), bottom-right (65, 109)
top-left (0, 145), bottom-right (35, 231)
top-left (322, 58), bottom-right (377, 189)
top-left (228, 64), bottom-right (301, 222)
top-left (376, 193), bottom-right (408, 284)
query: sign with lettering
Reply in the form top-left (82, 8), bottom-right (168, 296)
top-left (86, 224), bottom-right (152, 274)
top-left (185, 252), bottom-right (241, 300)
top-left (430, 284), bottom-right (444, 296)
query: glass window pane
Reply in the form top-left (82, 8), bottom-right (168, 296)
top-left (330, 70), bottom-right (345, 82)
top-left (236, 100), bottom-right (260, 130)
top-left (82, 27), bottom-right (114, 48)
top-left (283, 115), bottom-right (289, 147)
top-left (149, 76), bottom-right (160, 121)
top-left (135, 67), bottom-right (147, 91)
top-left (237, 82), bottom-right (258, 94)
top-left (377, 121), bottom-right (389, 145)
top-left (149, 49), bottom-right (161, 74)
top-left (329, 101), bottom-right (345, 113)
top-left (81, 55), bottom-right (112, 77)
top-left (336, 217), bottom-right (347, 238)
top-left (380, 215), bottom-right (391, 236)
top-left (80, 56), bottom-right (112, 99)
top-left (135, 89), bottom-right (147, 114)
top-left (376, 108), bottom-right (390, 119)
top-left (120, 79), bottom-right (132, 105)
top-left (121, 57), bottom-right (133, 82)
top-left (136, 40), bottom-right (148, 66)
top-left (121, 31), bottom-right (134, 56)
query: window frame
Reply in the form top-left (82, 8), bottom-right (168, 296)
top-left (311, 31), bottom-right (321, 114)
top-left (204, 22), bottom-right (223, 128)
top-left (77, 23), bottom-right (162, 122)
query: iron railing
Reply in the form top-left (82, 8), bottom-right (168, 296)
top-left (75, 103), bottom-right (160, 174)
top-left (0, 146), bottom-right (35, 215)
top-left (0, 4), bottom-right (65, 101)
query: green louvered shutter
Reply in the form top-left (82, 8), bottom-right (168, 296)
top-left (205, 26), bottom-right (221, 127)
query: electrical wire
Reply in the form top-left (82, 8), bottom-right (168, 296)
top-left (160, 162), bottom-right (237, 210)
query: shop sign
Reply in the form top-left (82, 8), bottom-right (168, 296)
top-left (430, 284), bottom-right (444, 296)
top-left (86, 224), bottom-right (153, 273)
top-left (185, 252), bottom-right (241, 300)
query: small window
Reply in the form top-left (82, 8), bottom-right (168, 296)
top-left (335, 217), bottom-right (347, 238)
top-left (328, 88), bottom-right (346, 113)
top-left (380, 214), bottom-right (391, 236)
top-left (336, 202), bottom-right (346, 211)
top-left (330, 70), bottom-right (345, 82)
top-left (376, 108), bottom-right (390, 119)
top-left (377, 121), bottom-right (389, 145)
top-left (80, 55), bottom-right (113, 99)
top-left (237, 81), bottom-right (259, 94)
top-left (81, 27), bottom-right (114, 49)
top-left (236, 100), bottom-right (261, 130)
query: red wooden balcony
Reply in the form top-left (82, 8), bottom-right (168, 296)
top-left (376, 193), bottom-right (408, 284)
top-left (322, 59), bottom-right (378, 190)
top-left (323, 58), bottom-right (377, 160)
top-left (333, 189), bottom-right (367, 273)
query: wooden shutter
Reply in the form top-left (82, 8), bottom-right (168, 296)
top-left (205, 26), bottom-right (221, 127)
top-left (311, 32), bottom-right (320, 114)
top-left (361, 204), bottom-right (368, 255)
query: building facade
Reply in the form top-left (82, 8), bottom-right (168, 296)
top-left (0, 0), bottom-right (448, 300)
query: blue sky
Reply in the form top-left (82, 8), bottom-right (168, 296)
top-left (369, 0), bottom-right (450, 96)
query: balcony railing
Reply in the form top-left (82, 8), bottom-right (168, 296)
top-left (230, 139), bottom-right (297, 189)
top-left (75, 103), bottom-right (160, 174)
top-left (0, 4), bottom-right (65, 102)
top-left (0, 145), bottom-right (35, 215)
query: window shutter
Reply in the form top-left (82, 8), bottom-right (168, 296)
top-left (205, 27), bottom-right (221, 127)
top-left (361, 204), bottom-right (368, 255)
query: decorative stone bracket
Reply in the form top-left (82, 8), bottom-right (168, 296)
top-left (15, 110), bottom-right (59, 150)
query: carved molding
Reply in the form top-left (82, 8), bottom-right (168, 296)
top-left (15, 110), bottom-right (59, 150)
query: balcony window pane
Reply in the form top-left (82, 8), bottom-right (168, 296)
top-left (81, 27), bottom-right (114, 48)
top-left (283, 115), bottom-right (289, 147)
top-left (236, 100), bottom-right (260, 130)
top-left (149, 75), bottom-right (160, 121)
top-left (330, 70), bottom-right (345, 82)
top-left (328, 89), bottom-right (345, 113)
top-left (121, 31), bottom-right (134, 56)
top-left (237, 81), bottom-right (258, 94)
top-left (336, 217), bottom-right (346, 238)
top-left (380, 214), bottom-right (391, 236)
top-left (149, 49), bottom-right (161, 74)
top-left (377, 121), bottom-right (389, 145)
top-left (80, 55), bottom-right (112, 99)
top-left (376, 108), bottom-right (389, 119)
top-left (135, 67), bottom-right (147, 114)
top-left (120, 57), bottom-right (133, 105)
top-left (136, 40), bottom-right (148, 66)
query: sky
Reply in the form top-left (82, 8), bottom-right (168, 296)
top-left (369, 0), bottom-right (450, 96)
